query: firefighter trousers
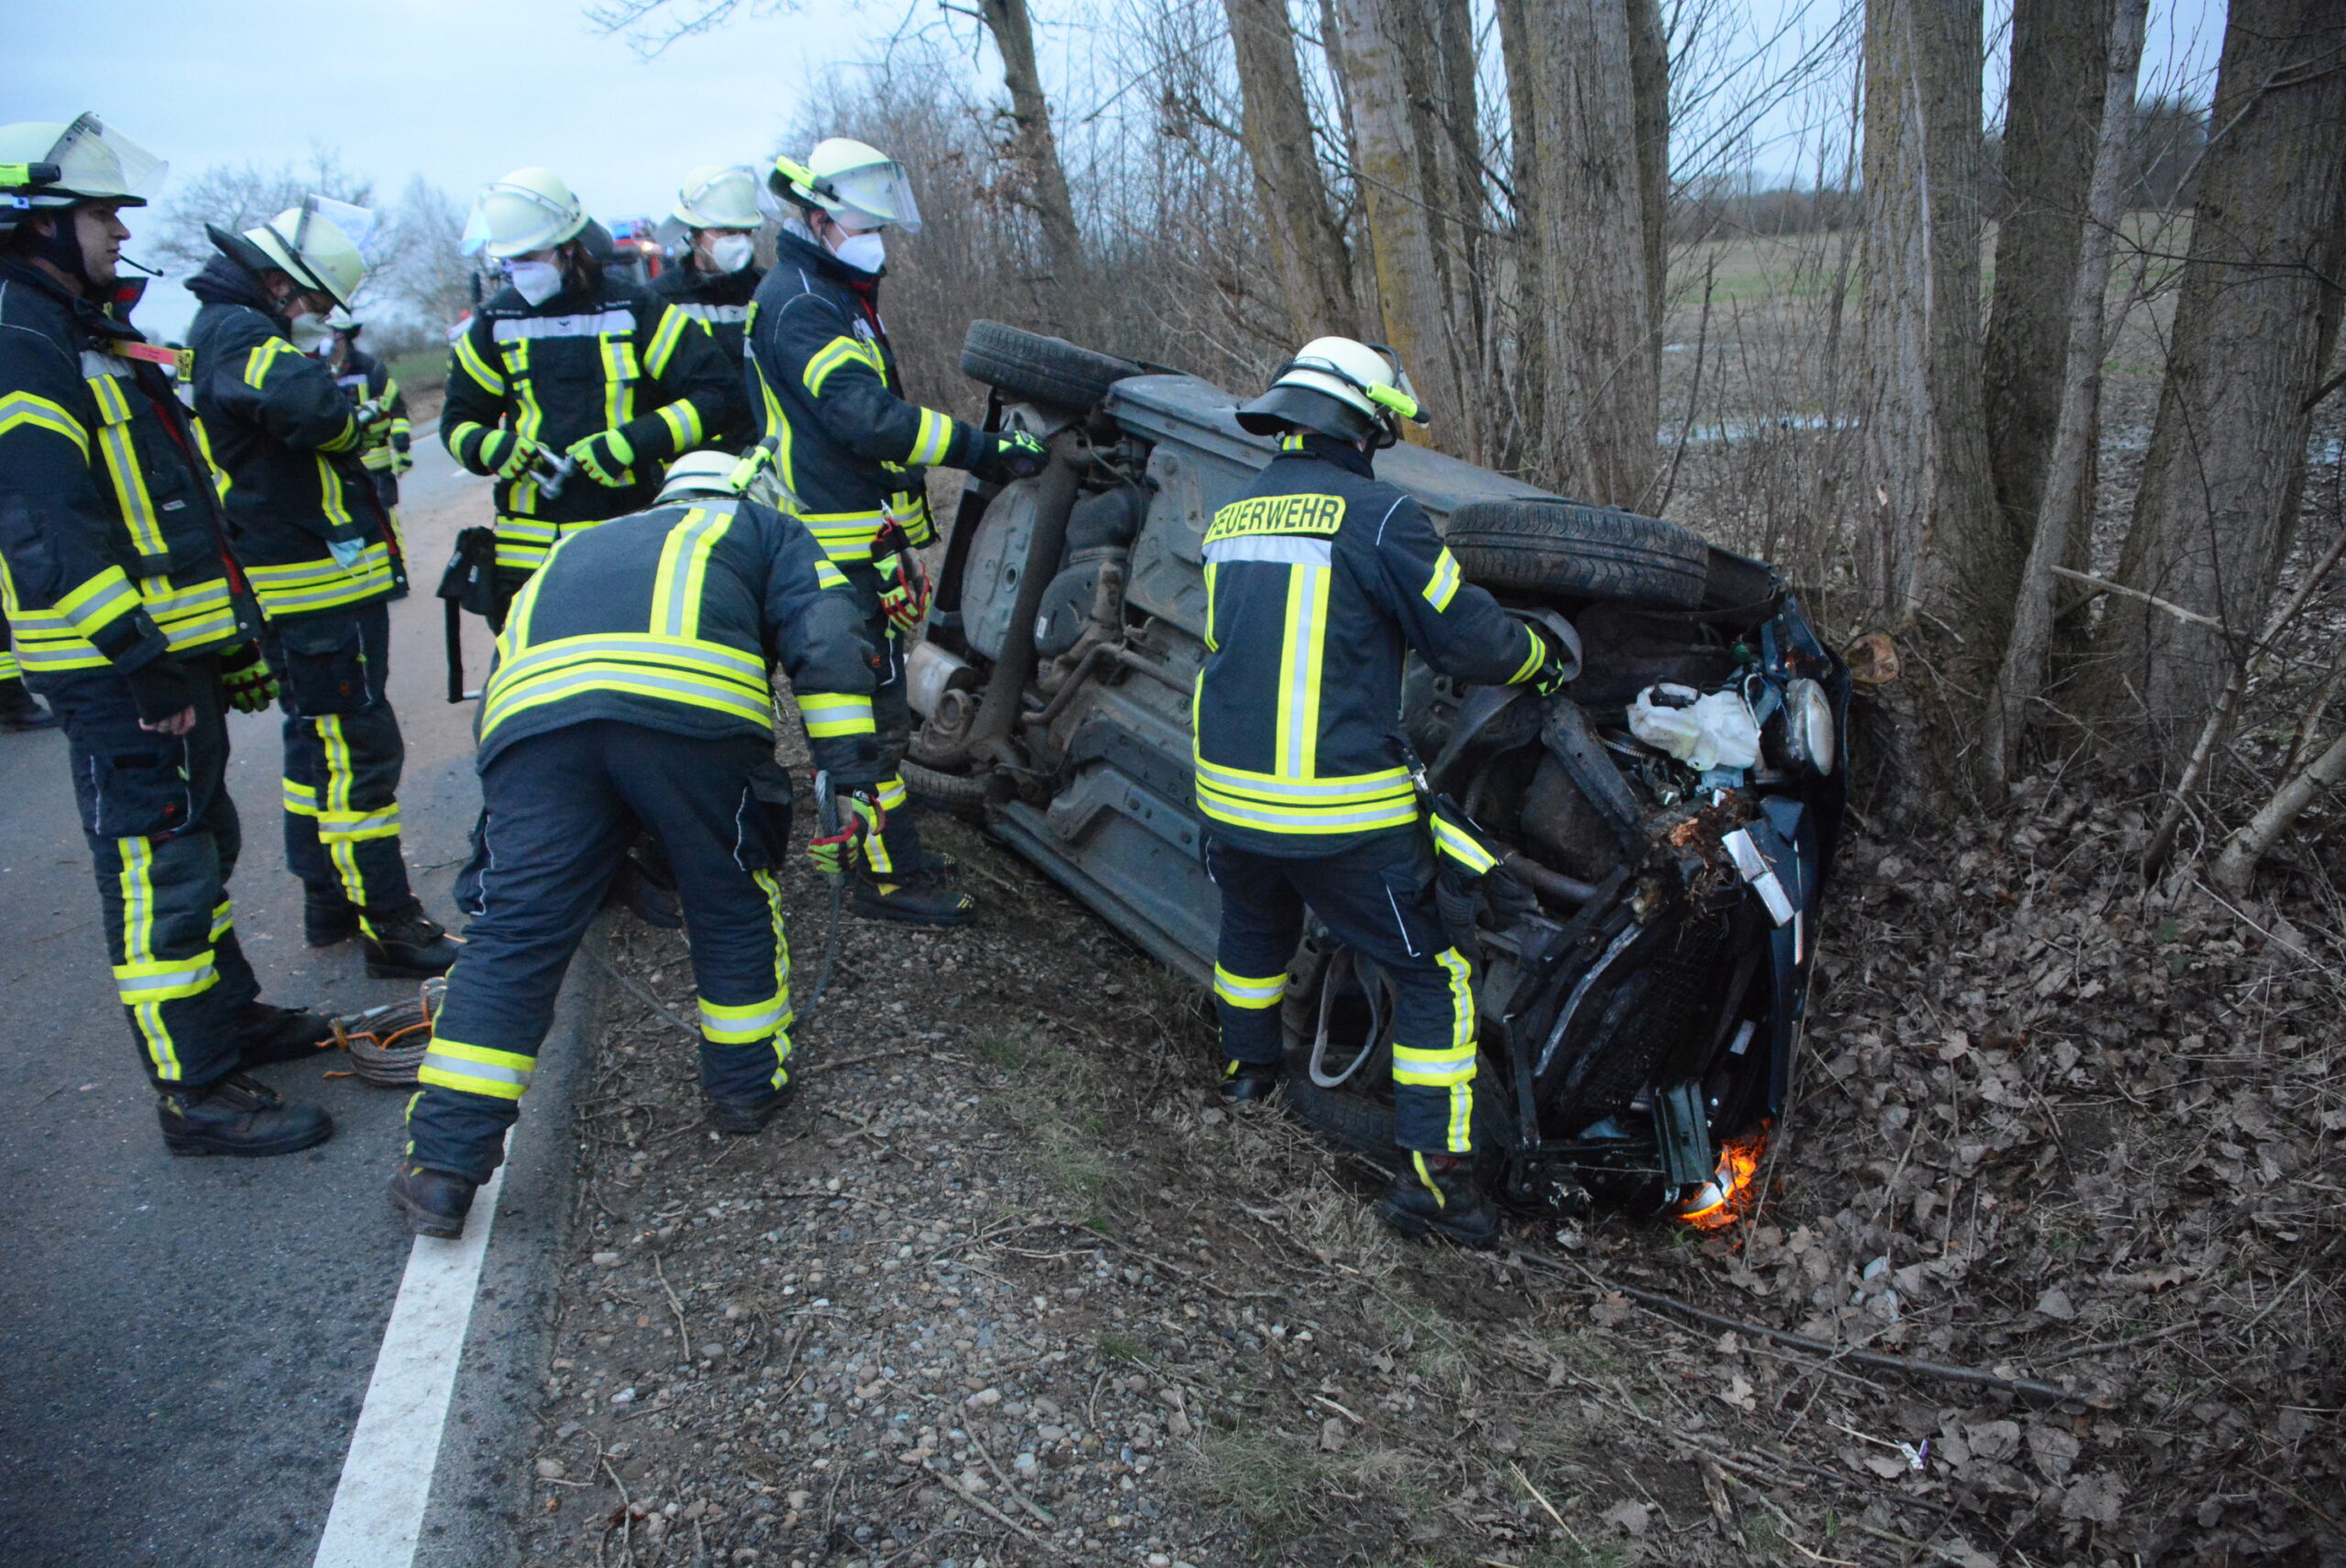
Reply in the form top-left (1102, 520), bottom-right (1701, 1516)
top-left (38, 653), bottom-right (262, 1088)
top-left (837, 566), bottom-right (927, 880)
top-left (266, 601), bottom-right (418, 926)
top-left (406, 723), bottom-right (796, 1183)
top-left (1204, 828), bottom-right (1479, 1155)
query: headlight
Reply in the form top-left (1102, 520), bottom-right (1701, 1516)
top-left (1786, 677), bottom-right (1835, 775)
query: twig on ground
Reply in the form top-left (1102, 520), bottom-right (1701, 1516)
top-left (1506, 1459), bottom-right (1584, 1547)
top-left (937, 1469), bottom-right (1064, 1555)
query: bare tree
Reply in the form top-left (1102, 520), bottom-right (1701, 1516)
top-left (148, 148), bottom-right (375, 279)
top-left (1980, 0), bottom-right (2117, 638)
top-left (1223, 0), bottom-right (1359, 340)
top-left (2086, 0), bottom-right (2346, 766)
top-left (1497, 0), bottom-right (1662, 505)
top-left (1983, 0), bottom-right (2149, 786)
top-left (1856, 0), bottom-right (1997, 640)
top-left (974, 0), bottom-right (1088, 317)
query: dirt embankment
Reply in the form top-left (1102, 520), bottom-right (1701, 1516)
top-left (502, 748), bottom-right (2341, 1568)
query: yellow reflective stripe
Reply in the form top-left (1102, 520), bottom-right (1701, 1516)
top-left (116, 837), bottom-right (181, 1080)
top-left (814, 558), bottom-right (849, 590)
top-left (655, 400), bottom-right (700, 453)
top-left (317, 455), bottom-right (354, 531)
top-left (1193, 782), bottom-right (1420, 836)
top-left (1430, 816), bottom-right (1496, 875)
top-left (801, 335), bottom-right (872, 396)
top-left (600, 332), bottom-right (636, 433)
top-left (210, 899), bottom-right (234, 942)
top-left (418, 1037), bottom-right (536, 1101)
top-left (318, 802), bottom-right (402, 842)
top-left (873, 776), bottom-right (907, 811)
top-left (316, 413), bottom-right (362, 454)
top-left (142, 575), bottom-right (239, 652)
top-left (86, 374), bottom-right (169, 559)
top-left (644, 305), bottom-right (690, 379)
top-left (491, 631), bottom-right (766, 686)
top-left (0, 646), bottom-right (17, 681)
top-left (797, 510), bottom-right (890, 563)
top-left (455, 330), bottom-right (505, 395)
top-left (1190, 758), bottom-right (1413, 804)
top-left (244, 545), bottom-right (392, 615)
top-left (906, 407), bottom-right (952, 466)
top-left (0, 389), bottom-right (90, 456)
top-left (113, 954), bottom-right (219, 1002)
top-left (1423, 547), bottom-right (1463, 612)
top-left (698, 992), bottom-right (792, 1044)
top-left (1436, 948), bottom-right (1478, 1153)
top-left (316, 715), bottom-right (371, 905)
top-left (283, 778), bottom-right (319, 817)
top-left (1212, 965), bottom-right (1285, 1010)
top-left (1274, 564), bottom-right (1330, 779)
top-left (796, 691), bottom-right (874, 738)
top-left (504, 338), bottom-right (545, 513)
top-left (1202, 561), bottom-right (1218, 652)
top-left (481, 648), bottom-right (773, 739)
top-left (752, 868), bottom-right (794, 1086)
top-left (243, 338), bottom-right (295, 389)
top-left (652, 505), bottom-right (739, 639)
top-left (1510, 630), bottom-right (1545, 684)
top-left (57, 565), bottom-right (139, 641)
top-left (1278, 432), bottom-right (1307, 452)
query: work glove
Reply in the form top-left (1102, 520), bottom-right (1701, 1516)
top-left (1526, 624), bottom-right (1574, 697)
top-left (566, 428), bottom-right (635, 488)
top-left (970, 429), bottom-right (1048, 486)
top-left (806, 788), bottom-right (886, 878)
top-left (219, 642), bottom-right (280, 714)
top-left (475, 428), bottom-right (543, 482)
top-left (1434, 862), bottom-right (1485, 966)
top-left (391, 447), bottom-right (414, 476)
top-left (872, 523), bottom-right (932, 635)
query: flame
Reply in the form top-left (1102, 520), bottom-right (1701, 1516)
top-left (1675, 1134), bottom-right (1766, 1229)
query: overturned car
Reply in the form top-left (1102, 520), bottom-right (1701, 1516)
top-left (900, 323), bottom-right (1847, 1220)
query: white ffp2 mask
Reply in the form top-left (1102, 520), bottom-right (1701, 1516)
top-left (704, 233), bottom-right (754, 274)
top-left (288, 314), bottom-right (332, 353)
top-left (831, 232), bottom-right (885, 274)
top-left (506, 259), bottom-right (564, 306)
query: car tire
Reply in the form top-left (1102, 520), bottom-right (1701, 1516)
top-left (1445, 498), bottom-right (1711, 609)
top-left (959, 320), bottom-right (1142, 411)
top-left (1279, 1046), bottom-right (1518, 1185)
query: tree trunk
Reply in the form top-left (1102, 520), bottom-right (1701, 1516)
top-left (1225, 0), bottom-right (1359, 342)
top-left (1498, 0), bottom-right (1661, 508)
top-left (1627, 0), bottom-right (1671, 378)
top-left (1858, 0), bottom-right (1997, 640)
top-left (1983, 0), bottom-right (2148, 787)
top-left (1332, 0), bottom-right (1475, 457)
top-left (1981, 0), bottom-right (2115, 645)
top-left (2212, 728), bottom-right (2346, 895)
top-left (2085, 0), bottom-right (2346, 767)
top-left (977, 0), bottom-right (1086, 320)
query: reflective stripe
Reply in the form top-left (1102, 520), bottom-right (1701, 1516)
top-left (491, 631), bottom-right (765, 688)
top-left (5, 575), bottom-right (239, 669)
top-left (244, 545), bottom-right (393, 615)
top-left (113, 955), bottom-right (219, 1001)
top-left (1430, 815), bottom-right (1496, 875)
top-left (490, 310), bottom-right (636, 341)
top-left (754, 869), bottom-right (794, 1087)
top-left (0, 647), bottom-right (16, 681)
top-left (678, 302), bottom-right (751, 325)
top-left (115, 838), bottom-right (181, 1080)
top-left (417, 1038), bottom-right (537, 1101)
top-left (797, 510), bottom-right (889, 563)
top-left (1422, 547), bottom-right (1463, 611)
top-left (318, 802), bottom-right (402, 842)
top-left (57, 565), bottom-right (139, 641)
top-left (796, 691), bottom-right (874, 738)
top-left (316, 715), bottom-right (374, 907)
top-left (599, 331), bottom-right (637, 433)
top-left (0, 389), bottom-right (89, 456)
top-left (454, 330), bottom-right (505, 395)
top-left (481, 662), bottom-right (772, 737)
top-left (814, 558), bottom-right (849, 590)
top-left (655, 400), bottom-right (700, 453)
top-left (1509, 631), bottom-right (1545, 684)
top-left (244, 337), bottom-right (295, 389)
top-left (803, 334), bottom-right (879, 396)
top-left (86, 372), bottom-right (169, 560)
top-left (906, 407), bottom-right (952, 466)
top-left (873, 776), bottom-right (908, 811)
top-left (698, 993), bottom-right (791, 1044)
top-left (1193, 788), bottom-right (1421, 836)
top-left (643, 304), bottom-right (691, 378)
top-left (1212, 965), bottom-right (1285, 1010)
top-left (1191, 758), bottom-right (1414, 803)
top-left (210, 899), bottom-right (234, 942)
top-left (1275, 564), bottom-right (1331, 778)
top-left (283, 778), bottom-right (320, 817)
top-left (650, 505), bottom-right (740, 638)
top-left (1202, 535), bottom-right (1332, 568)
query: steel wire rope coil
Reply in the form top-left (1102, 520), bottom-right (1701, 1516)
top-left (334, 979), bottom-right (445, 1086)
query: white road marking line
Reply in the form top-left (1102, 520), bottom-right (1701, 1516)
top-left (311, 1165), bottom-right (506, 1568)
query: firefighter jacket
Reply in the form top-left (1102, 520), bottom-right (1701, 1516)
top-left (744, 231), bottom-right (980, 564)
top-left (478, 493), bottom-right (881, 784)
top-left (327, 345), bottom-right (410, 490)
top-left (0, 260), bottom-right (258, 685)
top-left (185, 256), bottom-right (402, 623)
top-left (441, 272), bottom-right (735, 573)
top-left (649, 259), bottom-right (759, 450)
top-left (1190, 434), bottom-right (1545, 856)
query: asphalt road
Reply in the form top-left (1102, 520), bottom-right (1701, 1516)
top-left (0, 438), bottom-right (514, 1567)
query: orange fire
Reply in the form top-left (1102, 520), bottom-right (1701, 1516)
top-left (1675, 1135), bottom-right (1766, 1229)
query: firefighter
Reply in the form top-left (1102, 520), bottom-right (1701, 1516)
top-left (187, 196), bottom-right (458, 980)
top-left (649, 163), bottom-right (762, 449)
top-left (439, 166), bottom-right (736, 627)
top-left (1194, 338), bottom-right (1573, 1249)
top-left (389, 452), bottom-right (882, 1238)
top-left (749, 137), bottom-right (1048, 926)
top-left (1, 115), bottom-right (343, 1156)
top-left (314, 309), bottom-right (411, 560)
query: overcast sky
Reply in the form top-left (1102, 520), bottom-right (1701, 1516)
top-left (19, 0), bottom-right (2227, 342)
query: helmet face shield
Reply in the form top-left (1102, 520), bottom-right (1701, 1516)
top-left (47, 113), bottom-right (168, 206)
top-left (674, 164), bottom-right (762, 231)
top-left (823, 159), bottom-right (920, 233)
top-left (258, 194), bottom-right (374, 307)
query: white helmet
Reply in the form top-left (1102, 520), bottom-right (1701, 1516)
top-left (225, 195), bottom-right (374, 308)
top-left (325, 306), bottom-right (363, 333)
top-left (655, 450), bottom-right (749, 505)
top-left (1235, 336), bottom-right (1428, 448)
top-left (673, 164), bottom-right (762, 230)
top-left (767, 138), bottom-right (921, 233)
top-left (0, 114), bottom-right (168, 234)
top-left (465, 167), bottom-right (588, 259)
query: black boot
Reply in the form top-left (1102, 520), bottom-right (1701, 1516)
top-left (234, 1001), bottom-right (336, 1067)
top-left (363, 905), bottom-right (462, 979)
top-left (158, 1072), bottom-right (334, 1157)
top-left (850, 871), bottom-right (976, 927)
top-left (606, 855), bottom-right (683, 929)
top-left (389, 1160), bottom-right (477, 1239)
top-left (707, 1078), bottom-right (795, 1135)
top-left (1378, 1152), bottom-right (1502, 1250)
top-left (0, 679), bottom-right (58, 732)
top-left (304, 888), bottom-right (360, 948)
top-left (1219, 1058), bottom-right (1281, 1102)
